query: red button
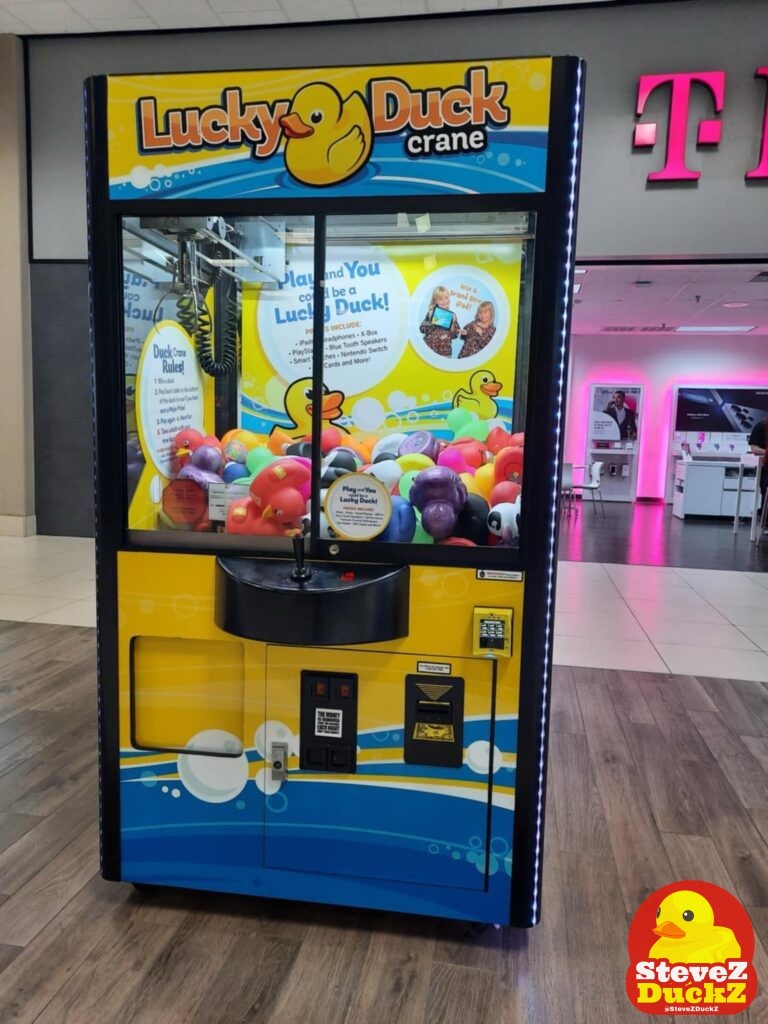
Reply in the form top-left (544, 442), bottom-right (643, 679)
top-left (340, 571), bottom-right (355, 581)
top-left (338, 683), bottom-right (352, 699)
top-left (313, 680), bottom-right (328, 697)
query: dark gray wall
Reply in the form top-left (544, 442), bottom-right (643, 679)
top-left (27, 0), bottom-right (768, 261)
top-left (31, 263), bottom-right (94, 536)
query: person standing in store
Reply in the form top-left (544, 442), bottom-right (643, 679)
top-left (604, 390), bottom-right (638, 440)
top-left (749, 418), bottom-right (767, 507)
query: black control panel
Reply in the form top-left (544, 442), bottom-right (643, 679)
top-left (299, 671), bottom-right (358, 773)
top-left (404, 675), bottom-right (464, 768)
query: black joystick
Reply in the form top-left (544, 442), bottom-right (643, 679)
top-left (290, 527), bottom-right (312, 582)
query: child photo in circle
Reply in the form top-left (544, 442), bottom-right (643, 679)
top-left (458, 300), bottom-right (496, 358)
top-left (419, 285), bottom-right (460, 357)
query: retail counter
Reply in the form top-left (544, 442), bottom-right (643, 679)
top-left (672, 459), bottom-right (757, 519)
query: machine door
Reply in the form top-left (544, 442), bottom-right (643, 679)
top-left (263, 647), bottom-right (495, 890)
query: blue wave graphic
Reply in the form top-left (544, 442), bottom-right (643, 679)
top-left (110, 130), bottom-right (546, 200)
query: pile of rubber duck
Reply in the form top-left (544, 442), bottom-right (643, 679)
top-left (162, 406), bottom-right (523, 546)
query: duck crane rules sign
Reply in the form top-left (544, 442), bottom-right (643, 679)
top-left (626, 881), bottom-right (757, 1015)
top-left (106, 59), bottom-right (552, 199)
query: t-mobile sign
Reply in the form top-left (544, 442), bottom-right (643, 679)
top-left (633, 68), bottom-right (768, 182)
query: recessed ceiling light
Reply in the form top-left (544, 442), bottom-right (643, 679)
top-left (723, 301), bottom-right (749, 308)
top-left (675, 325), bottom-right (756, 333)
top-left (634, 280), bottom-right (653, 286)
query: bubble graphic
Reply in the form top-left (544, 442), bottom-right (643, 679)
top-left (490, 836), bottom-right (509, 857)
top-left (452, 851), bottom-right (461, 860)
top-left (161, 785), bottom-right (169, 794)
top-left (171, 788), bottom-right (181, 798)
top-left (140, 770), bottom-right (157, 788)
top-left (352, 397), bottom-right (386, 432)
top-left (129, 166), bottom-right (152, 189)
top-left (469, 835), bottom-right (483, 849)
top-left (428, 843), bottom-right (440, 854)
top-left (236, 800), bottom-right (246, 810)
top-left (254, 721), bottom-right (293, 759)
top-left (172, 594), bottom-right (199, 618)
top-left (139, 599), bottom-right (155, 615)
top-left (265, 375), bottom-right (288, 411)
top-left (529, 73), bottom-right (547, 90)
top-left (177, 730), bottom-right (249, 803)
top-left (255, 766), bottom-right (281, 796)
top-left (497, 153), bottom-right (510, 168)
top-left (465, 741), bottom-right (503, 775)
top-left (388, 390), bottom-right (408, 411)
top-left (406, 410), bottom-right (419, 424)
top-left (267, 791), bottom-right (289, 813)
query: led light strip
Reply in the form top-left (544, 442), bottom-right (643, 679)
top-left (531, 61), bottom-right (583, 922)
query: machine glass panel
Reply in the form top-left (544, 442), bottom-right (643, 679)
top-left (122, 214), bottom-right (315, 541)
top-left (320, 211), bottom-right (534, 550)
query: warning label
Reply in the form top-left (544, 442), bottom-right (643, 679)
top-left (476, 569), bottom-right (523, 582)
top-left (315, 708), bottom-right (343, 738)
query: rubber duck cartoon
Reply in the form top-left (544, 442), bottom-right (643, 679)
top-left (452, 371), bottom-right (503, 419)
top-left (279, 82), bottom-right (373, 187)
top-left (272, 377), bottom-right (349, 440)
top-left (650, 890), bottom-right (741, 965)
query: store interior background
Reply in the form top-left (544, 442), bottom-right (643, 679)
top-left (563, 263), bottom-right (768, 571)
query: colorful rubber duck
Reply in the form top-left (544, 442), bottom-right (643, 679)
top-left (650, 891), bottom-right (741, 965)
top-left (452, 371), bottom-right (502, 419)
top-left (249, 458), bottom-right (310, 524)
top-left (271, 377), bottom-right (348, 440)
top-left (279, 82), bottom-right (372, 187)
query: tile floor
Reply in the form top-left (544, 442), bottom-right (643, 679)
top-left (0, 535), bottom-right (765, 681)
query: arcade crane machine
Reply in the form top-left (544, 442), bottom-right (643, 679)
top-left (86, 55), bottom-right (583, 925)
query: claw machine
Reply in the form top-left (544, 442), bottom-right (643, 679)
top-left (86, 55), bottom-right (584, 925)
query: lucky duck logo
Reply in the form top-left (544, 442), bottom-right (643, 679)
top-left (135, 66), bottom-right (510, 189)
top-left (278, 82), bottom-right (373, 187)
top-left (626, 881), bottom-right (757, 1015)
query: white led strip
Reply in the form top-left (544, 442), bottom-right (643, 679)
top-left (531, 61), bottom-right (583, 922)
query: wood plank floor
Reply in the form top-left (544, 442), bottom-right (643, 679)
top-left (0, 621), bottom-right (766, 1023)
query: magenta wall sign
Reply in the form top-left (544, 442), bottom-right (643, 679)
top-left (633, 67), bottom-right (768, 183)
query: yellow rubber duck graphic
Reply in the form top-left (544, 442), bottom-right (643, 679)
top-left (650, 890), bottom-right (741, 965)
top-left (272, 377), bottom-right (349, 439)
top-left (279, 82), bottom-right (373, 187)
top-left (452, 371), bottom-right (503, 419)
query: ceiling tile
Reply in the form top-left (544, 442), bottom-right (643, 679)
top-left (5, 1), bottom-right (91, 30)
top-left (280, 0), bottom-right (356, 13)
top-left (0, 8), bottom-right (31, 32)
top-left (353, 0), bottom-right (427, 10)
top-left (218, 9), bottom-right (288, 24)
top-left (84, 16), bottom-right (159, 30)
top-left (426, 0), bottom-right (498, 10)
top-left (207, 0), bottom-right (282, 10)
top-left (136, 0), bottom-right (217, 16)
top-left (70, 0), bottom-right (147, 17)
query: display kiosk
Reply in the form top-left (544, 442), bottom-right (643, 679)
top-left (86, 56), bottom-right (584, 926)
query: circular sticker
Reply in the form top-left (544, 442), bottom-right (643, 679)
top-left (324, 473), bottom-right (392, 541)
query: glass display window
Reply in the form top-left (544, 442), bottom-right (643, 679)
top-left (121, 209), bottom-right (534, 559)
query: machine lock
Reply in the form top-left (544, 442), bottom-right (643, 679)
top-left (404, 675), bottom-right (464, 768)
top-left (299, 671), bottom-right (358, 773)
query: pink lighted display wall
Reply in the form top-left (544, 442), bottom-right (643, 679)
top-left (564, 333), bottom-right (768, 500)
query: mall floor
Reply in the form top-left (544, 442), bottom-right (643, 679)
top-left (0, 533), bottom-right (766, 1022)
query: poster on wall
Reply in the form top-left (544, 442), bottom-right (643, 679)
top-left (589, 385), bottom-right (642, 446)
top-left (674, 387), bottom-right (768, 434)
